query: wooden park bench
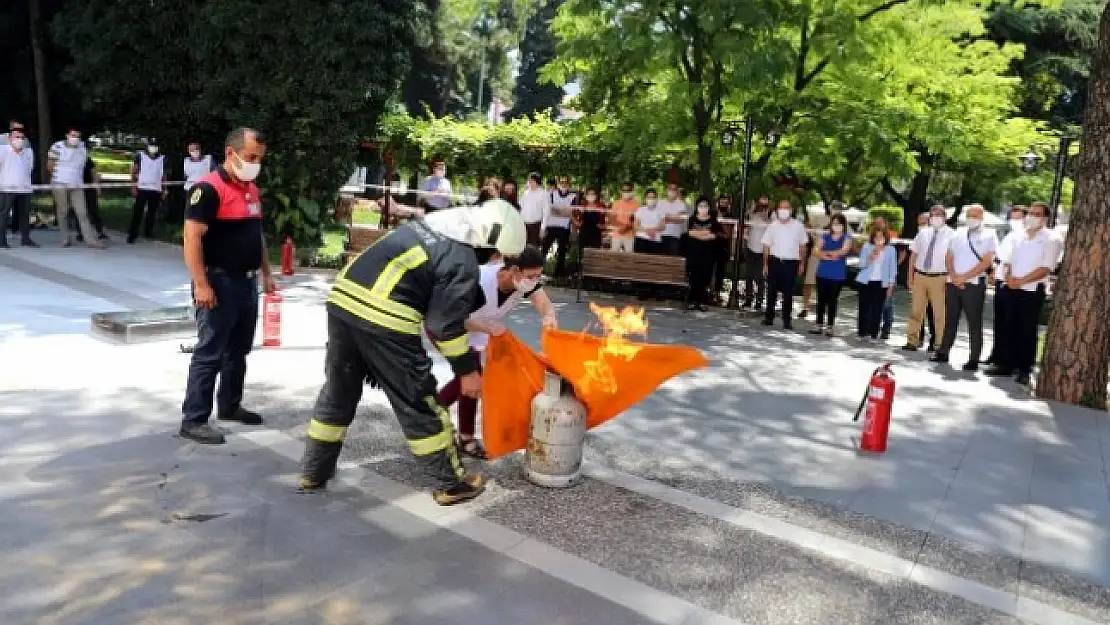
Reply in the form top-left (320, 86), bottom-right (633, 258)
top-left (576, 248), bottom-right (689, 305)
top-left (344, 224), bottom-right (388, 262)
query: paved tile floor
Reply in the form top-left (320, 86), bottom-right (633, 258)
top-left (1, 228), bottom-right (1108, 624)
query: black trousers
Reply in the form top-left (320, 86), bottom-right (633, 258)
top-left (301, 312), bottom-right (465, 490)
top-left (712, 242), bottom-right (730, 297)
top-left (633, 238), bottom-right (664, 254)
top-left (525, 222), bottom-right (542, 247)
top-left (765, 257), bottom-right (799, 326)
top-left (939, 280), bottom-right (986, 361)
top-left (541, 226), bottom-right (570, 276)
top-left (129, 189), bottom-right (162, 241)
top-left (744, 248), bottom-right (766, 306)
top-left (181, 269), bottom-right (259, 425)
top-left (996, 286), bottom-right (1045, 374)
top-left (0, 193), bottom-right (31, 243)
top-left (815, 278), bottom-right (844, 326)
top-left (857, 280), bottom-right (887, 338)
top-left (986, 281), bottom-right (1009, 363)
top-left (662, 236), bottom-right (681, 256)
top-left (686, 243), bottom-right (715, 305)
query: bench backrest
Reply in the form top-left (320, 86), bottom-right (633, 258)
top-left (348, 225), bottom-right (387, 254)
top-left (581, 248), bottom-right (687, 285)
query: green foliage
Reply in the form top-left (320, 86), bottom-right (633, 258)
top-left (866, 204), bottom-right (905, 234)
top-left (52, 0), bottom-right (425, 245)
top-left (507, 0), bottom-right (566, 119)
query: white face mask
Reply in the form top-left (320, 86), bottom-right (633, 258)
top-left (147, 145), bottom-right (159, 155)
top-left (621, 191), bottom-right (633, 200)
top-left (189, 149), bottom-right (201, 159)
top-left (586, 196), bottom-right (598, 203)
top-left (1009, 219), bottom-right (1024, 232)
top-left (1024, 215), bottom-right (1043, 231)
top-left (876, 238), bottom-right (887, 246)
top-left (67, 137), bottom-right (80, 147)
top-left (666, 191), bottom-right (678, 200)
top-left (696, 205), bottom-right (710, 216)
top-left (10, 137), bottom-right (24, 150)
top-left (232, 152), bottom-right (261, 182)
top-left (966, 217), bottom-right (982, 230)
top-left (515, 277), bottom-right (539, 293)
top-left (930, 216), bottom-right (944, 228)
top-left (433, 168), bottom-right (445, 178)
top-left (646, 199), bottom-right (657, 207)
top-left (831, 223), bottom-right (844, 233)
top-left (777, 208), bottom-right (791, 221)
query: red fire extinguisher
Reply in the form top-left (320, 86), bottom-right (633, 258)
top-left (262, 290), bottom-right (283, 348)
top-left (853, 363), bottom-right (895, 453)
top-left (281, 237), bottom-right (295, 276)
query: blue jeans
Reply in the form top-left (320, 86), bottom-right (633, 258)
top-left (181, 269), bottom-right (259, 425)
top-left (882, 293), bottom-right (894, 336)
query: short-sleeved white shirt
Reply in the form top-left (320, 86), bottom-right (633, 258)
top-left (746, 214), bottom-right (771, 253)
top-left (657, 199), bottom-right (687, 238)
top-left (760, 219), bottom-right (808, 260)
top-left (48, 141), bottom-right (86, 186)
top-left (947, 227), bottom-right (998, 281)
top-left (910, 225), bottom-right (955, 273)
top-left (634, 205), bottom-right (666, 241)
top-left (1007, 228), bottom-right (1062, 291)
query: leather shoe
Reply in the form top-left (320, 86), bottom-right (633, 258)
top-left (218, 407), bottom-right (263, 425)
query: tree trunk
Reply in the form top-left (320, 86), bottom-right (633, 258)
top-left (29, 0), bottom-right (52, 177)
top-left (693, 99), bottom-right (713, 198)
top-left (1036, 5), bottom-right (1110, 409)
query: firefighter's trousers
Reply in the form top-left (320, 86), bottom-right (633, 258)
top-left (301, 311), bottom-right (466, 489)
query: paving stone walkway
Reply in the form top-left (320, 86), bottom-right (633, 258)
top-left (0, 228), bottom-right (1107, 625)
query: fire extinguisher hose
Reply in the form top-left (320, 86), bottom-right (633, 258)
top-left (852, 363), bottom-right (891, 422)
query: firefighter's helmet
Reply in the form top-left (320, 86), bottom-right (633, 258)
top-left (423, 199), bottom-right (527, 256)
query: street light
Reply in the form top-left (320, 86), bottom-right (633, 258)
top-left (1018, 135), bottom-right (1077, 226)
top-left (1020, 148), bottom-right (1041, 173)
top-left (721, 117), bottom-right (763, 309)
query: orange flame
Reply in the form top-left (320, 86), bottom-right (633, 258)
top-left (580, 303), bottom-right (649, 394)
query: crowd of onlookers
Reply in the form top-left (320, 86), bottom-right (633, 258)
top-left (0, 118), bottom-right (219, 249)
top-left (401, 160), bottom-right (1064, 385)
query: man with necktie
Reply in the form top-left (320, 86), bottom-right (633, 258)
top-left (903, 204), bottom-right (955, 351)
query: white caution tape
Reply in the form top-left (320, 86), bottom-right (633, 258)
top-left (28, 180), bottom-right (187, 192)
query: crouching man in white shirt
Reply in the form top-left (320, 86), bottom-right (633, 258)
top-left (434, 245), bottom-right (557, 459)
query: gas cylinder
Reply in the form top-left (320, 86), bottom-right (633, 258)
top-left (281, 237), bottom-right (295, 276)
top-left (261, 291), bottom-right (283, 348)
top-left (858, 363), bottom-right (895, 453)
top-left (526, 370), bottom-right (588, 488)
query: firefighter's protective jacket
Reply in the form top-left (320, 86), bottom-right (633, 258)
top-left (328, 220), bottom-right (481, 376)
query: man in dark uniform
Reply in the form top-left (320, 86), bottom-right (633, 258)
top-left (179, 127), bottom-right (276, 445)
top-left (299, 199), bottom-right (527, 505)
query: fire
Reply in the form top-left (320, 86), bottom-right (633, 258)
top-left (580, 304), bottom-right (649, 394)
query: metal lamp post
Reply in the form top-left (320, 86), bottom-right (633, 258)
top-left (724, 118), bottom-right (781, 309)
top-left (1019, 134), bottom-right (1077, 226)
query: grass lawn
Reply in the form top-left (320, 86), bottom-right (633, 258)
top-left (90, 148), bottom-right (134, 175)
top-left (72, 192), bottom-right (383, 268)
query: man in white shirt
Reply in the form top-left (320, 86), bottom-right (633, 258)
top-left (903, 204), bottom-right (955, 351)
top-left (743, 196), bottom-right (771, 308)
top-left (986, 201), bottom-right (1062, 385)
top-left (128, 138), bottom-right (167, 243)
top-left (932, 204), bottom-right (997, 370)
top-left (658, 182), bottom-right (688, 256)
top-left (0, 126), bottom-right (36, 248)
top-left (760, 199), bottom-right (808, 329)
top-left (541, 175), bottom-right (576, 277)
top-left (633, 188), bottom-right (666, 254)
top-left (48, 128), bottom-right (103, 249)
top-left (420, 158), bottom-right (453, 213)
top-left (985, 205), bottom-right (1028, 366)
top-left (518, 172), bottom-right (549, 247)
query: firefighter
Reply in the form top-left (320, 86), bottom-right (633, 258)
top-left (300, 199), bottom-right (527, 505)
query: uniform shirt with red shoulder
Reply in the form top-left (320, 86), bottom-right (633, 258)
top-left (184, 168), bottom-right (264, 271)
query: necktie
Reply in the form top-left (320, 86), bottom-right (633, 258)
top-left (922, 229), bottom-right (939, 271)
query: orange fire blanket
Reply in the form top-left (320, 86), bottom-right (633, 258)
top-left (480, 328), bottom-right (708, 459)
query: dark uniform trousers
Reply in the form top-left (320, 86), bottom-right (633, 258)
top-left (181, 269), bottom-right (258, 424)
top-left (303, 312), bottom-right (465, 489)
top-left (129, 189), bottom-right (162, 241)
top-left (764, 256), bottom-right (799, 326)
top-left (541, 226), bottom-right (571, 277)
top-left (744, 248), bottom-right (766, 307)
top-left (995, 285), bottom-right (1045, 375)
top-left (986, 281), bottom-right (1009, 363)
top-left (938, 279), bottom-right (986, 361)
